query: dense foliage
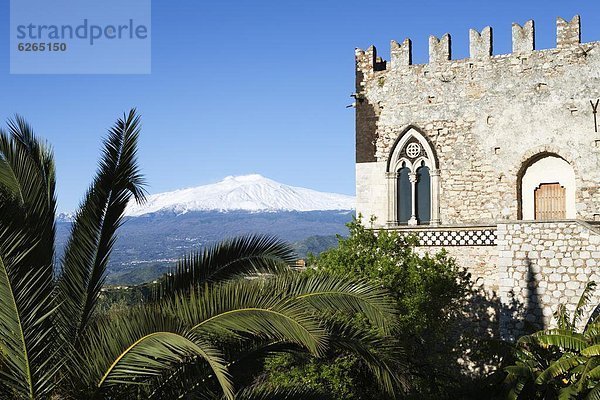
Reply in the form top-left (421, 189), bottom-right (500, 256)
top-left (0, 112), bottom-right (403, 399)
top-left (505, 281), bottom-right (600, 399)
top-left (261, 216), bottom-right (479, 399)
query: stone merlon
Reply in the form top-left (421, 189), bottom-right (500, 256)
top-left (470, 26), bottom-right (492, 58)
top-left (557, 15), bottom-right (581, 48)
top-left (512, 20), bottom-right (535, 53)
top-left (391, 38), bottom-right (412, 68)
top-left (429, 34), bottom-right (451, 63)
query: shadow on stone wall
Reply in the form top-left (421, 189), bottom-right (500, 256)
top-left (355, 94), bottom-right (379, 163)
top-left (455, 259), bottom-right (547, 384)
top-left (458, 281), bottom-right (521, 374)
top-left (524, 258), bottom-right (545, 332)
top-left (496, 258), bottom-right (545, 342)
top-left (411, 255), bottom-right (557, 397)
top-left (444, 277), bottom-right (522, 398)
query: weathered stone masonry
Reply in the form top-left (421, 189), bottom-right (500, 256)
top-left (497, 221), bottom-right (600, 339)
top-left (355, 16), bottom-right (600, 339)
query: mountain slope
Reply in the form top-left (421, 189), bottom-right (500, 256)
top-left (125, 174), bottom-right (355, 216)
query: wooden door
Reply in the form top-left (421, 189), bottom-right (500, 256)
top-left (534, 183), bottom-right (566, 220)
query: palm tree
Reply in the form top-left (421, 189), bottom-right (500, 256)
top-left (504, 281), bottom-right (600, 399)
top-left (0, 110), bottom-right (405, 399)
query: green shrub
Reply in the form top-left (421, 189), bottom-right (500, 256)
top-left (262, 216), bottom-right (478, 399)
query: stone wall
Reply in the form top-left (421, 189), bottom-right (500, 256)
top-left (497, 220), bottom-right (600, 340)
top-left (355, 162), bottom-right (387, 224)
top-left (355, 16), bottom-right (600, 227)
top-left (415, 245), bottom-right (498, 292)
top-left (391, 225), bottom-right (498, 289)
top-left (401, 220), bottom-right (600, 340)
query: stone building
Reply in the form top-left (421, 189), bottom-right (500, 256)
top-left (354, 16), bottom-right (600, 338)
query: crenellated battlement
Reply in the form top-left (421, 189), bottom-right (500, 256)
top-left (356, 15), bottom-right (588, 75)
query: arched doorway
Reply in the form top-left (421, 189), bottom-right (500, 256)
top-left (518, 154), bottom-right (576, 220)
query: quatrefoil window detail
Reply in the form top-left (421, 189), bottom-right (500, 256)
top-left (405, 142), bottom-right (421, 158)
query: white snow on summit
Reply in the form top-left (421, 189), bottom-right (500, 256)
top-left (57, 212), bottom-right (76, 222)
top-left (125, 174), bottom-right (355, 216)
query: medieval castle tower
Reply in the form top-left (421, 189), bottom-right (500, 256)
top-left (354, 16), bottom-right (600, 338)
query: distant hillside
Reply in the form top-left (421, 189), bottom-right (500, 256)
top-left (293, 235), bottom-right (341, 259)
top-left (103, 233), bottom-right (343, 286)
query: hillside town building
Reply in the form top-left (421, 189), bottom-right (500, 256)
top-left (354, 16), bottom-right (600, 338)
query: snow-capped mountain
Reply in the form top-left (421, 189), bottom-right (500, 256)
top-left (125, 174), bottom-right (355, 216)
top-left (55, 175), bottom-right (356, 284)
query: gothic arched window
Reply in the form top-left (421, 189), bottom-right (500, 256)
top-left (386, 127), bottom-right (440, 226)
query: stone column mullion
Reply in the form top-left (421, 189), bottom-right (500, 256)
top-left (408, 172), bottom-right (418, 226)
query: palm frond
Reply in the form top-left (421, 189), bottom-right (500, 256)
top-left (146, 354), bottom-right (228, 399)
top-left (555, 304), bottom-right (573, 331)
top-left (0, 117), bottom-right (56, 272)
top-left (167, 279), bottom-right (328, 356)
top-left (0, 225), bottom-right (56, 398)
top-left (230, 385), bottom-right (333, 400)
top-left (584, 323), bottom-right (600, 343)
top-left (0, 117), bottom-right (57, 319)
top-left (154, 234), bottom-right (297, 300)
top-left (587, 384), bottom-right (600, 400)
top-left (558, 385), bottom-right (580, 400)
top-left (326, 319), bottom-right (408, 396)
top-left (573, 281), bottom-right (597, 329)
top-left (272, 272), bottom-right (397, 334)
top-left (225, 339), bottom-right (293, 370)
top-left (97, 333), bottom-right (230, 395)
top-left (152, 272), bottom-right (398, 399)
top-left (584, 365), bottom-right (600, 381)
top-left (535, 354), bottom-right (586, 384)
top-left (517, 334), bottom-right (535, 346)
top-left (57, 109), bottom-right (146, 343)
top-left (506, 364), bottom-right (536, 378)
top-left (581, 345), bottom-right (600, 357)
top-left (77, 308), bottom-right (233, 399)
top-left (574, 358), bottom-right (600, 394)
top-left (530, 329), bottom-right (588, 352)
top-left (505, 364), bottom-right (536, 400)
top-left (0, 118), bottom-right (58, 399)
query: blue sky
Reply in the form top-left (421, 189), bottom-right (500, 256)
top-left (0, 0), bottom-right (598, 211)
